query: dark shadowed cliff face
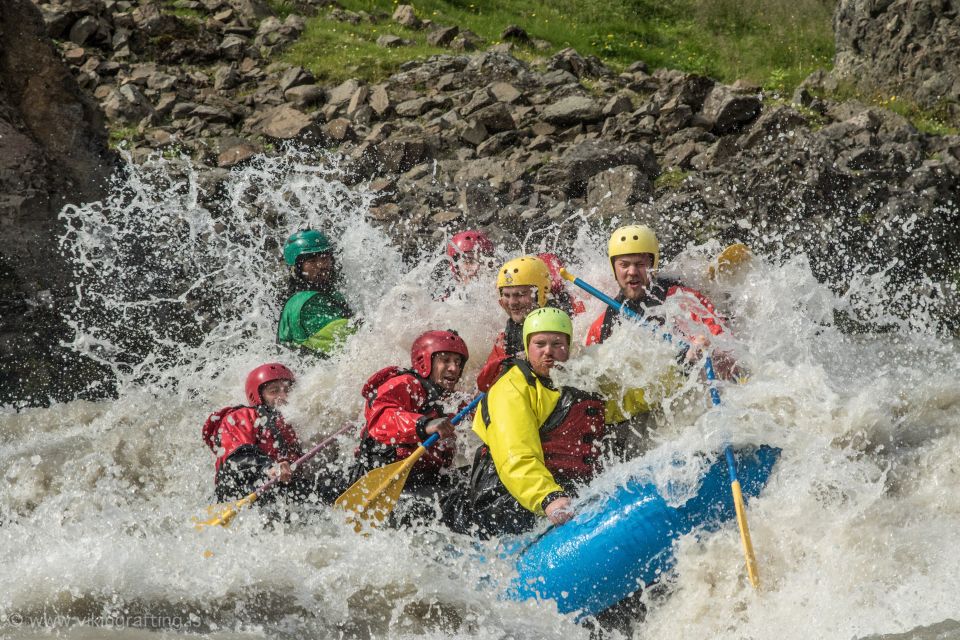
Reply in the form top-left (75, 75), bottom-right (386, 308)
top-left (0, 0), bottom-right (116, 406)
top-left (833, 0), bottom-right (960, 118)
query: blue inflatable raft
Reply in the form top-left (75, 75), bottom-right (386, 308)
top-left (509, 445), bottom-right (780, 617)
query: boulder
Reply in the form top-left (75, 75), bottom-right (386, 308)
top-left (252, 105), bottom-right (322, 140)
top-left (700, 85), bottom-right (761, 134)
top-left (541, 95), bottom-right (603, 126)
top-left (536, 140), bottom-right (658, 197)
top-left (427, 25), bottom-right (459, 47)
top-left (586, 165), bottom-right (652, 212)
top-left (392, 4), bottom-right (421, 29)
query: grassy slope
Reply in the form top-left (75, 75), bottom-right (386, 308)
top-left (279, 0), bottom-right (836, 93)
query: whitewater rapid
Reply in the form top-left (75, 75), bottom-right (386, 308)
top-left (1, 153), bottom-right (958, 639)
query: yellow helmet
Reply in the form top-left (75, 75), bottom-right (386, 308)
top-left (607, 225), bottom-right (659, 271)
top-left (496, 256), bottom-right (551, 308)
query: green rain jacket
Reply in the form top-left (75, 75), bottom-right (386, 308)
top-left (277, 290), bottom-right (355, 355)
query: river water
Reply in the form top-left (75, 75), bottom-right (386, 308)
top-left (2, 153), bottom-right (958, 639)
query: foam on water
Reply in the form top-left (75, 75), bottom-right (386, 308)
top-left (2, 151), bottom-right (959, 639)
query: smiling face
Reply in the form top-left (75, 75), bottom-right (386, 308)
top-left (428, 352), bottom-right (464, 393)
top-left (612, 253), bottom-right (655, 301)
top-left (526, 332), bottom-right (570, 377)
top-left (259, 379), bottom-right (292, 408)
top-left (498, 285), bottom-right (538, 324)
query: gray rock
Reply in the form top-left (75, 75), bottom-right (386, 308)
top-left (323, 117), bottom-right (354, 142)
top-left (376, 137), bottom-right (431, 172)
top-left (450, 30), bottom-right (482, 52)
top-left (253, 105), bottom-right (322, 140)
top-left (213, 65), bottom-right (240, 90)
top-left (471, 102), bottom-right (516, 133)
top-left (427, 25), bottom-right (459, 47)
top-left (347, 86), bottom-right (370, 117)
top-left (192, 104), bottom-right (236, 124)
top-left (489, 82), bottom-right (522, 104)
top-left (68, 15), bottom-right (100, 46)
top-left (740, 105), bottom-right (810, 150)
top-left (219, 34), bottom-right (248, 60)
top-left (536, 140), bottom-right (658, 197)
top-left (395, 97), bottom-right (435, 117)
top-left (147, 72), bottom-right (179, 91)
top-left (586, 165), bottom-right (652, 211)
top-left (377, 34), bottom-right (407, 48)
top-left (460, 121), bottom-right (488, 146)
top-left (548, 47), bottom-right (611, 78)
top-left (501, 24), bottom-right (529, 42)
top-left (541, 96), bottom-right (603, 126)
top-left (217, 140), bottom-right (260, 167)
top-left (392, 4), bottom-right (421, 29)
top-left (700, 85), bottom-right (761, 134)
top-left (602, 93), bottom-right (633, 117)
top-left (279, 66), bottom-right (314, 92)
top-left (833, 0), bottom-right (960, 110)
top-left (369, 84), bottom-right (391, 116)
top-left (328, 79), bottom-right (362, 107)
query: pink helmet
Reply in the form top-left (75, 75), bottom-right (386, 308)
top-left (410, 330), bottom-right (469, 378)
top-left (447, 230), bottom-right (494, 259)
top-left (245, 363), bottom-right (295, 405)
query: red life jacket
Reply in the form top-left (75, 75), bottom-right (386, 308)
top-left (352, 366), bottom-right (453, 481)
top-left (539, 386), bottom-right (606, 480)
top-left (201, 405), bottom-right (302, 479)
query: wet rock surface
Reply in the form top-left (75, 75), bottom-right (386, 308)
top-left (1, 0), bottom-right (117, 405)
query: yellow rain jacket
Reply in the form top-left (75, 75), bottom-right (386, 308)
top-left (472, 364), bottom-right (564, 515)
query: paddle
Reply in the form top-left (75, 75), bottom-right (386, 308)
top-left (194, 421), bottom-right (355, 529)
top-left (559, 267), bottom-right (761, 588)
top-left (335, 394), bottom-right (484, 531)
top-left (708, 242), bottom-right (752, 281)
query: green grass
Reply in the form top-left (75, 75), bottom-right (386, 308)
top-left (654, 168), bottom-right (690, 190)
top-left (279, 0), bottom-right (836, 90)
top-left (108, 126), bottom-right (140, 149)
top-left (816, 81), bottom-right (960, 133)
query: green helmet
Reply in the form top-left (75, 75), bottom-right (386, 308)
top-left (522, 307), bottom-right (573, 356)
top-left (283, 229), bottom-right (332, 266)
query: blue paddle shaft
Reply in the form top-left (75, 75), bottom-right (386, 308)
top-left (569, 275), bottom-right (691, 351)
top-left (419, 393), bottom-right (484, 450)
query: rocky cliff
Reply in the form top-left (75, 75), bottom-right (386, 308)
top-left (833, 0), bottom-right (960, 119)
top-left (0, 0), bottom-right (116, 405)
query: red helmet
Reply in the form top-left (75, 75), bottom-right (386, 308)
top-left (537, 252), bottom-right (567, 295)
top-left (410, 330), bottom-right (469, 378)
top-left (447, 230), bottom-right (494, 259)
top-left (245, 363), bottom-right (295, 405)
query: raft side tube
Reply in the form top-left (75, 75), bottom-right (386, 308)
top-left (509, 445), bottom-right (780, 617)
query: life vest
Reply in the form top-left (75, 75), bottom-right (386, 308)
top-left (588, 276), bottom-right (726, 345)
top-left (202, 405), bottom-right (301, 480)
top-left (350, 366), bottom-right (451, 486)
top-left (479, 360), bottom-right (605, 480)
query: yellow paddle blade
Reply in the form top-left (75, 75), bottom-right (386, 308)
top-left (730, 480), bottom-right (760, 588)
top-left (335, 449), bottom-right (424, 532)
top-left (708, 243), bottom-right (752, 280)
top-left (192, 492), bottom-right (258, 530)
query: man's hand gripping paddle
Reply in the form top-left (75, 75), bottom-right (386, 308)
top-left (559, 264), bottom-right (761, 588)
top-left (193, 422), bottom-right (353, 529)
top-left (335, 394), bottom-right (483, 532)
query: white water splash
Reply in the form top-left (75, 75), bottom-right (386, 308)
top-left (2, 151), bottom-right (959, 639)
